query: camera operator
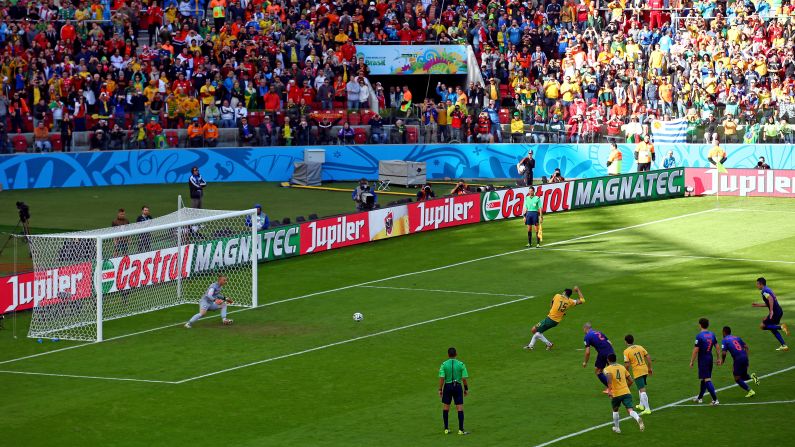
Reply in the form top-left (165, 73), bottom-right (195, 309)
top-left (352, 178), bottom-right (378, 211)
top-left (416, 184), bottom-right (436, 201)
top-left (450, 179), bottom-right (469, 196)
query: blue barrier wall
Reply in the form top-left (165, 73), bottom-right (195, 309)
top-left (0, 144), bottom-right (791, 190)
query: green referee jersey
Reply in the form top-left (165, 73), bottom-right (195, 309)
top-left (524, 195), bottom-right (541, 212)
top-left (439, 358), bottom-right (469, 384)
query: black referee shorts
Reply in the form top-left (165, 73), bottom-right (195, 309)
top-left (442, 382), bottom-right (464, 405)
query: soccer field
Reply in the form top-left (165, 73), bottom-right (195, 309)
top-left (1, 194), bottom-right (795, 446)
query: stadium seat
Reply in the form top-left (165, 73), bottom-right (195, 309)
top-left (275, 111), bottom-right (285, 126)
top-left (347, 111), bottom-right (360, 125)
top-left (353, 127), bottom-right (368, 144)
top-left (406, 126), bottom-right (418, 143)
top-left (247, 112), bottom-right (262, 127)
top-left (13, 134), bottom-right (28, 152)
top-left (499, 109), bottom-right (511, 124)
top-left (166, 131), bottom-right (180, 148)
top-left (50, 134), bottom-right (63, 151)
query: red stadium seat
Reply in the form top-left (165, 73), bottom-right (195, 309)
top-left (406, 126), bottom-right (418, 144)
top-left (360, 109), bottom-right (376, 123)
top-left (50, 134), bottom-right (63, 151)
top-left (247, 112), bottom-right (262, 127)
top-left (353, 127), bottom-right (368, 144)
top-left (166, 131), bottom-right (179, 148)
top-left (13, 135), bottom-right (28, 152)
top-left (347, 111), bottom-right (360, 125)
top-left (275, 111), bottom-right (285, 126)
top-left (499, 109), bottom-right (511, 124)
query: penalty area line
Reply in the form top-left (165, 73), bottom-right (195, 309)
top-left (0, 208), bottom-right (715, 367)
top-left (358, 285), bottom-right (528, 297)
top-left (0, 369), bottom-right (177, 384)
top-left (173, 295), bottom-right (535, 384)
top-left (532, 364), bottom-right (795, 447)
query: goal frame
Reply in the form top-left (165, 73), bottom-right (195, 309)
top-left (29, 205), bottom-right (258, 342)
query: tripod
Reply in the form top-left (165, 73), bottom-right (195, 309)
top-left (0, 218), bottom-right (32, 259)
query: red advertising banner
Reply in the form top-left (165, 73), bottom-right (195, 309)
top-left (408, 194), bottom-right (481, 233)
top-left (685, 168), bottom-right (795, 197)
top-left (300, 212), bottom-right (370, 254)
top-left (1, 263), bottom-right (94, 313)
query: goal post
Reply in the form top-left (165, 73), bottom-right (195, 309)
top-left (27, 206), bottom-right (259, 342)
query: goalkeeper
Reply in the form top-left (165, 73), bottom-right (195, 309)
top-left (185, 275), bottom-right (234, 328)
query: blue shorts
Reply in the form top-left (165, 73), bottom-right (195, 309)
top-left (524, 211), bottom-right (539, 225)
top-left (764, 310), bottom-right (783, 326)
top-left (733, 356), bottom-right (750, 379)
top-left (698, 358), bottom-right (713, 379)
top-left (595, 352), bottom-right (612, 370)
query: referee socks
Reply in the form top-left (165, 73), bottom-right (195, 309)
top-left (442, 410), bottom-right (449, 429)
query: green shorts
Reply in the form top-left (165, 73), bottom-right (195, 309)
top-left (535, 317), bottom-right (559, 333)
top-left (611, 394), bottom-right (634, 410)
top-left (634, 375), bottom-right (648, 389)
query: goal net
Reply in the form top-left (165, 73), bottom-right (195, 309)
top-left (26, 205), bottom-right (258, 342)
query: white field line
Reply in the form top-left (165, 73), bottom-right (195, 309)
top-left (359, 285), bottom-right (527, 297)
top-left (673, 399), bottom-right (795, 407)
top-left (533, 364), bottom-right (795, 447)
top-left (174, 295), bottom-right (536, 384)
top-left (0, 369), bottom-right (177, 384)
top-left (541, 247), bottom-right (795, 265)
top-left (0, 208), bottom-right (717, 367)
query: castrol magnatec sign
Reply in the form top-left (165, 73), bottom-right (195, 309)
top-left (482, 182), bottom-right (572, 221)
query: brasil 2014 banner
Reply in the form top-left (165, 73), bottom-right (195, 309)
top-left (572, 168), bottom-right (685, 208)
top-left (0, 225), bottom-right (300, 313)
top-left (356, 45), bottom-right (467, 75)
top-left (685, 168), bottom-right (795, 197)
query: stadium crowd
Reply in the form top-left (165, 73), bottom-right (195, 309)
top-left (1, 0), bottom-right (795, 151)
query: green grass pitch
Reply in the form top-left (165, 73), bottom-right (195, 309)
top-left (1, 184), bottom-right (795, 446)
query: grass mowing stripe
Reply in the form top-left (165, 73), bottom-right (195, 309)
top-left (673, 399), bottom-right (795, 407)
top-left (358, 285), bottom-right (528, 297)
top-left (174, 295), bottom-right (536, 384)
top-left (0, 369), bottom-right (178, 384)
top-left (0, 207), bottom-right (716, 367)
top-left (532, 364), bottom-right (795, 447)
top-left (541, 247), bottom-right (795, 265)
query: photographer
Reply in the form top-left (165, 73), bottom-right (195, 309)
top-left (417, 184), bottom-right (436, 201)
top-left (450, 180), bottom-right (469, 196)
top-left (352, 178), bottom-right (378, 211)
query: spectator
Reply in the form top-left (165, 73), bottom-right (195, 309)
top-left (757, 157), bottom-right (771, 170)
top-left (475, 112), bottom-right (494, 143)
top-left (109, 125), bottom-right (126, 151)
top-left (146, 117), bottom-right (164, 149)
top-left (33, 122), bottom-right (52, 153)
top-left (239, 117), bottom-right (256, 146)
top-left (369, 113), bottom-right (386, 144)
top-left (188, 118), bottom-right (204, 148)
top-left (338, 122), bottom-right (355, 145)
top-left (246, 204), bottom-right (271, 231)
top-left (510, 112), bottom-right (525, 143)
top-left (188, 166), bottom-right (207, 209)
top-left (203, 119), bottom-right (220, 148)
top-left (90, 130), bottom-right (110, 151)
top-left (259, 116), bottom-right (278, 146)
top-left (130, 120), bottom-right (148, 149)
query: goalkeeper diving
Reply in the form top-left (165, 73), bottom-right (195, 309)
top-left (185, 275), bottom-right (234, 328)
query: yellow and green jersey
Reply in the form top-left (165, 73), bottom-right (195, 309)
top-left (604, 363), bottom-right (632, 396)
top-left (547, 294), bottom-right (576, 323)
top-left (623, 344), bottom-right (649, 377)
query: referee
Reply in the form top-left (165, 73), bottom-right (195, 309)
top-left (524, 186), bottom-right (543, 248)
top-left (438, 347), bottom-right (469, 435)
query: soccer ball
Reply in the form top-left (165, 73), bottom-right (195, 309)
top-left (353, 312), bottom-right (364, 322)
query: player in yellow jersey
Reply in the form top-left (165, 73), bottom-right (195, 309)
top-left (604, 353), bottom-right (645, 434)
top-left (624, 334), bottom-right (653, 415)
top-left (524, 286), bottom-right (586, 350)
